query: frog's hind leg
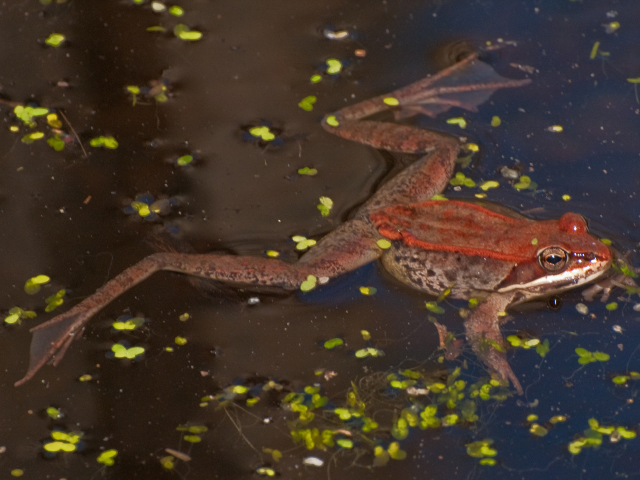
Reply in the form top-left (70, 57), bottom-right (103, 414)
top-left (351, 128), bottom-right (459, 217)
top-left (16, 220), bottom-right (383, 386)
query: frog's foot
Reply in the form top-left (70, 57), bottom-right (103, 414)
top-left (464, 292), bottom-right (523, 395)
top-left (323, 52), bottom-right (531, 129)
top-left (582, 271), bottom-right (638, 302)
top-left (433, 322), bottom-right (463, 360)
top-left (15, 308), bottom-right (89, 386)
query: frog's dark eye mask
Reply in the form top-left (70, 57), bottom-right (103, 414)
top-left (538, 247), bottom-right (569, 272)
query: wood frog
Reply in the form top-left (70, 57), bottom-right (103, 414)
top-left (16, 54), bottom-right (612, 393)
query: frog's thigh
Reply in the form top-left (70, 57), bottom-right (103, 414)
top-left (356, 139), bottom-right (458, 217)
top-left (298, 219), bottom-right (382, 278)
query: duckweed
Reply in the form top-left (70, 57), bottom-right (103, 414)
top-left (323, 338), bottom-right (343, 349)
top-left (446, 117), bottom-right (467, 129)
top-left (514, 175), bottom-right (537, 191)
top-left (325, 115), bottom-right (339, 127)
top-left (466, 439), bottom-right (497, 462)
top-left (317, 196), bottom-right (333, 216)
top-left (490, 116), bottom-right (501, 127)
top-left (14, 105), bottom-right (49, 126)
top-left (297, 167), bottom-right (317, 176)
top-left (89, 136), bottom-right (118, 149)
top-left (249, 126), bottom-right (274, 141)
top-left (359, 286), bottom-right (377, 295)
top-left (546, 125), bottom-right (563, 132)
top-left (160, 455), bottom-right (175, 469)
top-left (376, 239), bottom-right (391, 249)
top-left (569, 418), bottom-right (636, 454)
top-left (168, 5), bottom-right (184, 16)
top-left (112, 316), bottom-right (145, 330)
top-left (449, 172), bottom-right (475, 187)
top-left (45, 289), bottom-right (66, 312)
top-left (575, 347), bottom-right (609, 364)
top-left (4, 307), bottom-right (37, 325)
top-left (298, 96), bottom-right (317, 111)
top-left (325, 58), bottom-right (342, 74)
top-left (355, 347), bottom-right (384, 358)
top-left (425, 302), bottom-right (444, 314)
top-left (47, 134), bottom-right (65, 151)
top-left (256, 467), bottom-right (276, 477)
top-left (300, 275), bottom-right (317, 292)
top-left (177, 155), bottom-right (193, 166)
top-left (111, 343), bottom-right (145, 359)
top-left (173, 24), bottom-right (202, 41)
top-left (46, 407), bottom-right (63, 419)
top-left (175, 336), bottom-right (187, 345)
top-left (480, 180), bottom-right (499, 191)
top-left (97, 449), bottom-right (118, 466)
top-left (21, 132), bottom-right (45, 143)
top-left (24, 274), bottom-right (50, 294)
top-left (44, 430), bottom-right (83, 453)
top-left (383, 97), bottom-right (399, 106)
top-left (44, 33), bottom-right (66, 47)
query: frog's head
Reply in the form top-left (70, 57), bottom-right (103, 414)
top-left (498, 212), bottom-right (612, 301)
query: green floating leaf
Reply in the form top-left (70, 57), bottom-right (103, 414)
top-left (449, 171), bottom-right (475, 187)
top-left (612, 375), bottom-right (629, 385)
top-left (324, 338), bottom-right (343, 349)
top-left (90, 136), bottom-right (118, 149)
top-left (249, 126), bottom-right (275, 141)
top-left (298, 96), bottom-right (317, 112)
top-left (111, 343), bottom-right (145, 359)
top-left (317, 196), bottom-right (333, 216)
top-left (300, 274), bottom-right (317, 292)
top-left (446, 117), bottom-right (467, 129)
top-left (355, 347), bottom-right (384, 358)
top-left (174, 24), bottom-right (202, 41)
top-left (47, 134), bottom-right (65, 151)
top-left (4, 306), bottom-right (37, 325)
top-left (168, 5), bottom-right (184, 16)
top-left (112, 317), bottom-right (145, 330)
top-left (25, 274), bottom-right (50, 294)
top-left (46, 407), bottom-right (63, 419)
top-left (45, 33), bottom-right (66, 47)
top-left (21, 131), bottom-right (45, 144)
top-left (177, 155), bottom-right (193, 166)
top-left (325, 58), bottom-right (342, 74)
top-left (297, 167), bottom-right (317, 176)
top-left (45, 289), bottom-right (66, 312)
top-left (425, 301), bottom-right (444, 314)
top-left (97, 449), bottom-right (118, 466)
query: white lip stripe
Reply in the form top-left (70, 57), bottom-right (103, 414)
top-left (497, 262), bottom-right (610, 294)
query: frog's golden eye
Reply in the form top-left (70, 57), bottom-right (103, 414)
top-left (538, 247), bottom-right (569, 272)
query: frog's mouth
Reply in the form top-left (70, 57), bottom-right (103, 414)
top-left (497, 253), bottom-right (612, 302)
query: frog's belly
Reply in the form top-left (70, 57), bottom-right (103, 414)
top-left (381, 245), bottom-right (514, 299)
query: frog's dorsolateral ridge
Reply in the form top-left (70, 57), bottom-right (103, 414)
top-left (16, 54), bottom-right (612, 393)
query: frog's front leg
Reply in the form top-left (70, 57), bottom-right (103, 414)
top-left (464, 292), bottom-right (523, 395)
top-left (16, 220), bottom-right (383, 386)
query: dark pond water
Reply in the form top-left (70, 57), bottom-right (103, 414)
top-left (1, 0), bottom-right (640, 479)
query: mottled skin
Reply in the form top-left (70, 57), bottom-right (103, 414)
top-left (16, 54), bottom-right (612, 393)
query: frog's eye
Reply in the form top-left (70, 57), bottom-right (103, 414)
top-left (538, 247), bottom-right (569, 272)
